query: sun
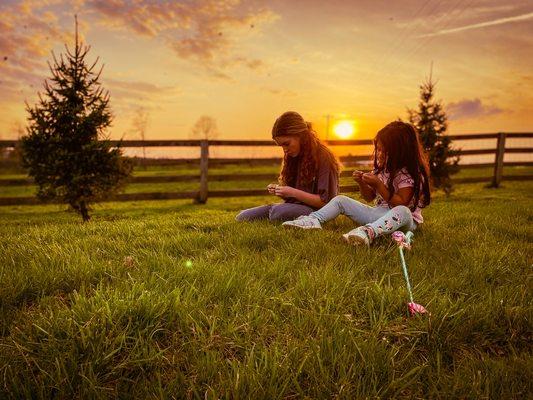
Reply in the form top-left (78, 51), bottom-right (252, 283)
top-left (333, 120), bottom-right (356, 139)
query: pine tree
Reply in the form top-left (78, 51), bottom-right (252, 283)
top-left (407, 75), bottom-right (459, 194)
top-left (21, 17), bottom-right (132, 221)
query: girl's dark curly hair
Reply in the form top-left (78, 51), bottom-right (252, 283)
top-left (374, 121), bottom-right (431, 209)
top-left (272, 111), bottom-right (340, 188)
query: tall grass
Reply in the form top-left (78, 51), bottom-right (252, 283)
top-left (0, 180), bottom-right (531, 398)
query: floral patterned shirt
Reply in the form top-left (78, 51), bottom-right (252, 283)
top-left (374, 168), bottom-right (424, 224)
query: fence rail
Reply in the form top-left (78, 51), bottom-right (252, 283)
top-left (0, 132), bottom-right (532, 206)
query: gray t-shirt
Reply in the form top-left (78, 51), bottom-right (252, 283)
top-left (285, 147), bottom-right (339, 209)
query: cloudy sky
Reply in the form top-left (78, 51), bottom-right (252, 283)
top-left (1, 0), bottom-right (532, 141)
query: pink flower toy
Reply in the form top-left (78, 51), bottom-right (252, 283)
top-left (391, 231), bottom-right (428, 316)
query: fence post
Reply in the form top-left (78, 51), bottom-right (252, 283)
top-left (197, 140), bottom-right (209, 203)
top-left (490, 132), bottom-right (506, 188)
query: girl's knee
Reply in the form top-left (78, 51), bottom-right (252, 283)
top-left (331, 195), bottom-right (354, 211)
top-left (390, 205), bottom-right (412, 222)
top-left (332, 195), bottom-right (350, 203)
top-left (392, 205), bottom-right (411, 214)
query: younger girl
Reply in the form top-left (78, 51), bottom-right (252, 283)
top-left (282, 121), bottom-right (431, 246)
top-left (236, 111), bottom-right (340, 222)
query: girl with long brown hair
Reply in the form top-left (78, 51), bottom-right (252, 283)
top-left (236, 111), bottom-right (340, 222)
top-left (283, 121), bottom-right (431, 246)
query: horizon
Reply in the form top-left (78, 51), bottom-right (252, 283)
top-left (1, 0), bottom-right (532, 142)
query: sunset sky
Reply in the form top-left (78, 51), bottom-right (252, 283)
top-left (1, 0), bottom-right (532, 142)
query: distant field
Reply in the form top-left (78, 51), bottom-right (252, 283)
top-left (0, 176), bottom-right (531, 398)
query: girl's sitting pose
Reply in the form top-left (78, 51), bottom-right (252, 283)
top-left (236, 111), bottom-right (340, 222)
top-left (282, 121), bottom-right (431, 246)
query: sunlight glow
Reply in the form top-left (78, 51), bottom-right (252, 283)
top-left (333, 120), bottom-right (356, 139)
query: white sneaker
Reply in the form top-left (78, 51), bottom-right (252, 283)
top-left (282, 215), bottom-right (322, 229)
top-left (342, 227), bottom-right (371, 246)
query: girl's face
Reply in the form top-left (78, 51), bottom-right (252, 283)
top-left (275, 135), bottom-right (301, 157)
top-left (376, 140), bottom-right (386, 167)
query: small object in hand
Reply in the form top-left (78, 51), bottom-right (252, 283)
top-left (361, 172), bottom-right (378, 186)
top-left (408, 302), bottom-right (428, 316)
top-left (353, 170), bottom-right (364, 182)
top-left (274, 184), bottom-right (286, 196)
top-left (267, 183), bottom-right (279, 193)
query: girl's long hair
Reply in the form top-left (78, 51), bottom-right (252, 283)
top-left (272, 111), bottom-right (340, 187)
top-left (373, 121), bottom-right (431, 209)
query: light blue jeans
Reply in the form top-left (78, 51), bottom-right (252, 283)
top-left (310, 195), bottom-right (417, 239)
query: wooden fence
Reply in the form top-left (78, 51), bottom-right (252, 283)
top-left (0, 132), bottom-right (532, 206)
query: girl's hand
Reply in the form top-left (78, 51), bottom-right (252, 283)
top-left (274, 185), bottom-right (295, 198)
top-left (362, 172), bottom-right (380, 187)
top-left (267, 183), bottom-right (278, 195)
top-left (352, 170), bottom-right (364, 183)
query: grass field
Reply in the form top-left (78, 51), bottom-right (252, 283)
top-left (0, 167), bottom-right (532, 398)
top-left (2, 164), bottom-right (533, 197)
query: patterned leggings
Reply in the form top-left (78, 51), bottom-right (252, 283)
top-left (310, 195), bottom-right (418, 239)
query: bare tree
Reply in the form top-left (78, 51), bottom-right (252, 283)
top-left (13, 121), bottom-right (25, 139)
top-left (5, 122), bottom-right (25, 164)
top-left (190, 115), bottom-right (218, 140)
top-left (130, 107), bottom-right (150, 168)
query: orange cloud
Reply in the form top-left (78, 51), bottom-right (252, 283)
top-left (266, 88), bottom-right (297, 97)
top-left (0, 0), bottom-right (74, 106)
top-left (103, 78), bottom-right (178, 101)
top-left (86, 0), bottom-right (277, 77)
top-left (0, 0), bottom-right (276, 85)
top-left (447, 98), bottom-right (504, 120)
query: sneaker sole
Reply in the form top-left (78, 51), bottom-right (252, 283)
top-left (342, 234), bottom-right (368, 246)
top-left (282, 223), bottom-right (321, 230)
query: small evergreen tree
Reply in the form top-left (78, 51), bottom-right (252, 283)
top-left (407, 75), bottom-right (459, 194)
top-left (21, 17), bottom-right (132, 221)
